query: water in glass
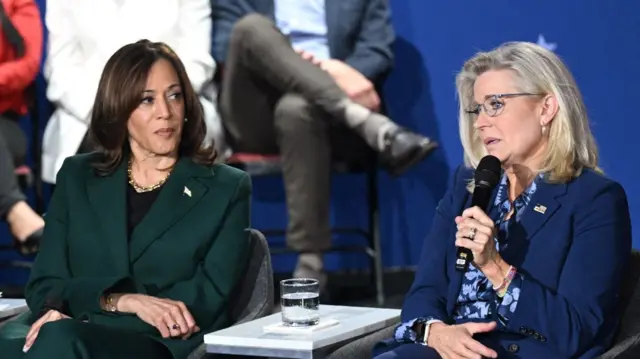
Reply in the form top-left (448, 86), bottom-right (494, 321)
top-left (280, 278), bottom-right (320, 326)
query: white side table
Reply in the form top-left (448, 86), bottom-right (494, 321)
top-left (0, 299), bottom-right (28, 320)
top-left (204, 305), bottom-right (400, 359)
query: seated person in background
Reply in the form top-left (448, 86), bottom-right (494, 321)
top-left (374, 42), bottom-right (631, 358)
top-left (212, 0), bottom-right (437, 288)
top-left (0, 0), bottom-right (44, 255)
top-left (0, 40), bottom-right (251, 359)
top-left (41, 0), bottom-right (223, 185)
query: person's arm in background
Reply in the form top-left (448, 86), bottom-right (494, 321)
top-left (318, 0), bottom-right (394, 110)
top-left (0, 0), bottom-right (43, 95)
top-left (43, 1), bottom-right (99, 123)
top-left (175, 0), bottom-right (215, 94)
top-left (342, 0), bottom-right (394, 82)
top-left (210, 0), bottom-right (251, 64)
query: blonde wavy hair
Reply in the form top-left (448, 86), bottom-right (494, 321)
top-left (456, 41), bottom-right (600, 184)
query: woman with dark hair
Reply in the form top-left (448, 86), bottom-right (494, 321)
top-left (41, 0), bottom-right (222, 185)
top-left (0, 39), bottom-right (251, 359)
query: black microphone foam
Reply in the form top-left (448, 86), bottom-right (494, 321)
top-left (455, 155), bottom-right (501, 272)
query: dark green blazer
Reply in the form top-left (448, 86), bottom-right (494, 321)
top-left (23, 153), bottom-right (252, 358)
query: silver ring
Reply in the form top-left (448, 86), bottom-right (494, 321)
top-left (468, 227), bottom-right (477, 240)
top-left (171, 324), bottom-right (180, 330)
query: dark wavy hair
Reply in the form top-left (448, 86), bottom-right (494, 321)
top-left (87, 39), bottom-right (216, 175)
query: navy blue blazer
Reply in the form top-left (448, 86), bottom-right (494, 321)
top-left (211, 0), bottom-right (395, 81)
top-left (395, 165), bottom-right (632, 358)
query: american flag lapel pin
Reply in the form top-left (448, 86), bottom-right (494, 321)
top-left (533, 204), bottom-right (547, 214)
top-left (183, 186), bottom-right (192, 197)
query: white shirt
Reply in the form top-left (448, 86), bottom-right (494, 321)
top-left (274, 0), bottom-right (330, 60)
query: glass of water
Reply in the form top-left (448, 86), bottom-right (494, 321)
top-left (280, 278), bottom-right (320, 326)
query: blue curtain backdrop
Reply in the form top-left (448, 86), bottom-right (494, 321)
top-left (2, 0), bottom-right (639, 281)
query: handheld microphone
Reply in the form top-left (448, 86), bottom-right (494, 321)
top-left (455, 155), bottom-right (501, 272)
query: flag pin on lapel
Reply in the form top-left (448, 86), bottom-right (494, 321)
top-left (184, 186), bottom-right (192, 197)
top-left (533, 204), bottom-right (547, 214)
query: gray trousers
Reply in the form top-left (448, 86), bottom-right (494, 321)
top-left (220, 14), bottom-right (371, 252)
top-left (0, 114), bottom-right (27, 219)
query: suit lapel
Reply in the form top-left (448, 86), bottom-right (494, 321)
top-left (128, 158), bottom-right (211, 263)
top-left (502, 181), bottom-right (567, 261)
top-left (87, 160), bottom-right (130, 275)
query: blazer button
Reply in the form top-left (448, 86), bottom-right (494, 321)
top-left (508, 344), bottom-right (520, 353)
top-left (532, 332), bottom-right (547, 342)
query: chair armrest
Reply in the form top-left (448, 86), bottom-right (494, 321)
top-left (599, 335), bottom-right (640, 359)
top-left (0, 311), bottom-right (31, 340)
top-left (325, 324), bottom-right (397, 359)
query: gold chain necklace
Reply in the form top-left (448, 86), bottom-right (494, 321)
top-left (128, 158), bottom-right (172, 193)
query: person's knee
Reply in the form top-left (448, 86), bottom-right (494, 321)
top-left (274, 94), bottom-right (325, 137)
top-left (373, 344), bottom-right (441, 359)
top-left (0, 118), bottom-right (27, 166)
top-left (231, 13), bottom-right (273, 40)
top-left (372, 352), bottom-right (394, 359)
top-left (32, 320), bottom-right (82, 348)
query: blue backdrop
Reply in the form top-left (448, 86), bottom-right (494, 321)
top-left (2, 0), bottom-right (640, 279)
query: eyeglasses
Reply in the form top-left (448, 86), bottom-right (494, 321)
top-left (465, 93), bottom-right (543, 117)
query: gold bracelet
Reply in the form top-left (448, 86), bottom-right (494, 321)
top-left (105, 294), bottom-right (118, 312)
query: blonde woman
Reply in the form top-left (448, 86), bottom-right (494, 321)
top-left (374, 42), bottom-right (631, 358)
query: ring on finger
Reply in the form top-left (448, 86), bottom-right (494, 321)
top-left (171, 324), bottom-right (180, 330)
top-left (468, 227), bottom-right (477, 240)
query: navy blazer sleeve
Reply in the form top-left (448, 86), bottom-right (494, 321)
top-left (211, 0), bottom-right (250, 63)
top-left (505, 182), bottom-right (631, 357)
top-left (344, 0), bottom-right (394, 81)
top-left (400, 165), bottom-right (465, 323)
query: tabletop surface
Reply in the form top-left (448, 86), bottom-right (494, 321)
top-left (205, 305), bottom-right (400, 357)
top-left (0, 299), bottom-right (28, 320)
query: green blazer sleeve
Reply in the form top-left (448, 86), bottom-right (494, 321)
top-left (151, 173), bottom-right (251, 329)
top-left (24, 159), bottom-right (142, 319)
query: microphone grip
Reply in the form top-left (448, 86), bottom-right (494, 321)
top-left (455, 156), bottom-right (501, 272)
top-left (455, 247), bottom-right (473, 272)
top-left (455, 186), bottom-right (492, 272)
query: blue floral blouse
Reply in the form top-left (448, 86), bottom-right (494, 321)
top-left (394, 173), bottom-right (539, 344)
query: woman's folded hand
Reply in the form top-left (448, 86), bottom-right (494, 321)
top-left (23, 309), bottom-right (70, 352)
top-left (117, 294), bottom-right (200, 339)
top-left (429, 321), bottom-right (498, 359)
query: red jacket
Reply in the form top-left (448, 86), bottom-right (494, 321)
top-left (0, 0), bottom-right (42, 115)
